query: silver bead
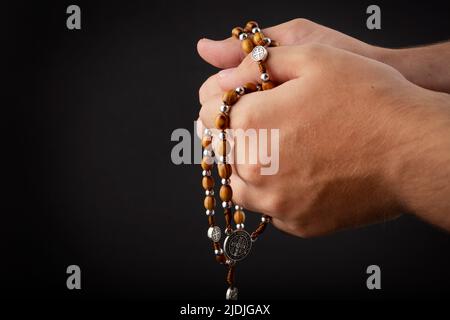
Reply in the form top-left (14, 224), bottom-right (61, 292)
top-left (207, 226), bottom-right (222, 242)
top-left (225, 259), bottom-right (235, 266)
top-left (203, 149), bottom-right (214, 157)
top-left (260, 73), bottom-right (270, 82)
top-left (239, 33), bottom-right (248, 41)
top-left (219, 131), bottom-right (227, 140)
top-left (234, 205), bottom-right (243, 211)
top-left (206, 209), bottom-right (215, 216)
top-left (221, 178), bottom-right (230, 185)
top-left (251, 27), bottom-right (261, 34)
top-left (214, 248), bottom-right (224, 255)
top-left (222, 201), bottom-right (232, 209)
top-left (226, 286), bottom-right (238, 300)
top-left (203, 128), bottom-right (212, 137)
top-left (236, 223), bottom-right (245, 230)
top-left (202, 170), bottom-right (211, 177)
top-left (264, 37), bottom-right (272, 46)
top-left (225, 228), bottom-right (233, 236)
top-left (220, 104), bottom-right (230, 113)
top-left (205, 189), bottom-right (214, 196)
top-left (261, 216), bottom-right (270, 223)
top-left (235, 86), bottom-right (245, 96)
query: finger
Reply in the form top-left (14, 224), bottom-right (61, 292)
top-left (197, 19), bottom-right (307, 69)
top-left (196, 117), bottom-right (204, 140)
top-left (199, 88), bottom-right (268, 130)
top-left (197, 38), bottom-right (244, 69)
top-left (217, 45), bottom-right (306, 91)
top-left (231, 176), bottom-right (267, 214)
top-left (199, 73), bottom-right (226, 105)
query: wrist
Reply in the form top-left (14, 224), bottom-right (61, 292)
top-left (386, 89), bottom-right (450, 229)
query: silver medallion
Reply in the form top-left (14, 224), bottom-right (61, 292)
top-left (207, 226), bottom-right (221, 242)
top-left (251, 45), bottom-right (268, 62)
top-left (226, 286), bottom-right (238, 300)
top-left (223, 229), bottom-right (252, 261)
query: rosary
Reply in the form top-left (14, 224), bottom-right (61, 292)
top-left (201, 21), bottom-right (278, 300)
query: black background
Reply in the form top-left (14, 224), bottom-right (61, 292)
top-left (5, 0), bottom-right (450, 301)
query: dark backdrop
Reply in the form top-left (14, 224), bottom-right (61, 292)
top-left (5, 0), bottom-right (450, 300)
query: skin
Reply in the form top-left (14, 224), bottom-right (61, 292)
top-left (197, 18), bottom-right (450, 94)
top-left (197, 19), bottom-right (450, 237)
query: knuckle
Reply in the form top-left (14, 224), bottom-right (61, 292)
top-left (237, 163), bottom-right (262, 184)
top-left (290, 18), bottom-right (312, 30)
top-left (265, 192), bottom-right (289, 215)
top-left (198, 104), bottom-right (209, 126)
top-left (198, 75), bottom-right (215, 104)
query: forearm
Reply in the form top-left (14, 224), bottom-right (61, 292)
top-left (389, 89), bottom-right (450, 230)
top-left (377, 42), bottom-right (450, 93)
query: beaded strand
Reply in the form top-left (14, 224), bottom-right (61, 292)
top-left (201, 21), bottom-right (276, 300)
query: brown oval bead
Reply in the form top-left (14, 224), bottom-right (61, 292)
top-left (222, 89), bottom-right (238, 106)
top-left (220, 185), bottom-right (233, 202)
top-left (202, 176), bottom-right (214, 190)
top-left (245, 21), bottom-right (259, 32)
top-left (201, 136), bottom-right (212, 148)
top-left (262, 80), bottom-right (275, 90)
top-left (243, 82), bottom-right (257, 93)
top-left (215, 254), bottom-right (226, 264)
top-left (208, 215), bottom-right (215, 226)
top-left (258, 62), bottom-right (266, 73)
top-left (218, 163), bottom-right (232, 179)
top-left (234, 210), bottom-right (246, 224)
top-left (252, 31), bottom-right (265, 46)
top-left (204, 196), bottom-right (216, 210)
top-left (217, 140), bottom-right (231, 156)
top-left (201, 156), bottom-right (213, 170)
top-left (215, 113), bottom-right (229, 130)
top-left (241, 38), bottom-right (254, 54)
top-left (231, 27), bottom-right (244, 39)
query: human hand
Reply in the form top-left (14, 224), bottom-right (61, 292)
top-left (198, 44), bottom-right (450, 237)
top-left (198, 19), bottom-right (450, 93)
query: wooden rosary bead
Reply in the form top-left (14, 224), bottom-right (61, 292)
top-left (216, 254), bottom-right (226, 264)
top-left (241, 38), bottom-right (254, 54)
top-left (243, 82), bottom-right (257, 93)
top-left (262, 80), bottom-right (275, 90)
top-left (252, 31), bottom-right (265, 46)
top-left (204, 196), bottom-right (216, 210)
top-left (233, 210), bottom-right (246, 224)
top-left (217, 140), bottom-right (231, 156)
top-left (215, 112), bottom-right (230, 130)
top-left (251, 221), bottom-right (267, 239)
top-left (226, 266), bottom-right (235, 286)
top-left (208, 215), bottom-right (215, 226)
top-left (220, 185), bottom-right (233, 202)
top-left (218, 163), bottom-right (232, 179)
top-left (224, 207), bottom-right (232, 227)
top-left (222, 89), bottom-right (239, 106)
top-left (232, 27), bottom-right (244, 39)
top-left (213, 242), bottom-right (220, 250)
top-left (258, 62), bottom-right (266, 74)
top-left (201, 156), bottom-right (213, 171)
top-left (202, 176), bottom-right (214, 190)
top-left (201, 136), bottom-right (212, 148)
top-left (244, 21), bottom-right (258, 32)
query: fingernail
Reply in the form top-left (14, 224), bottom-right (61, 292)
top-left (218, 68), bottom-right (235, 78)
